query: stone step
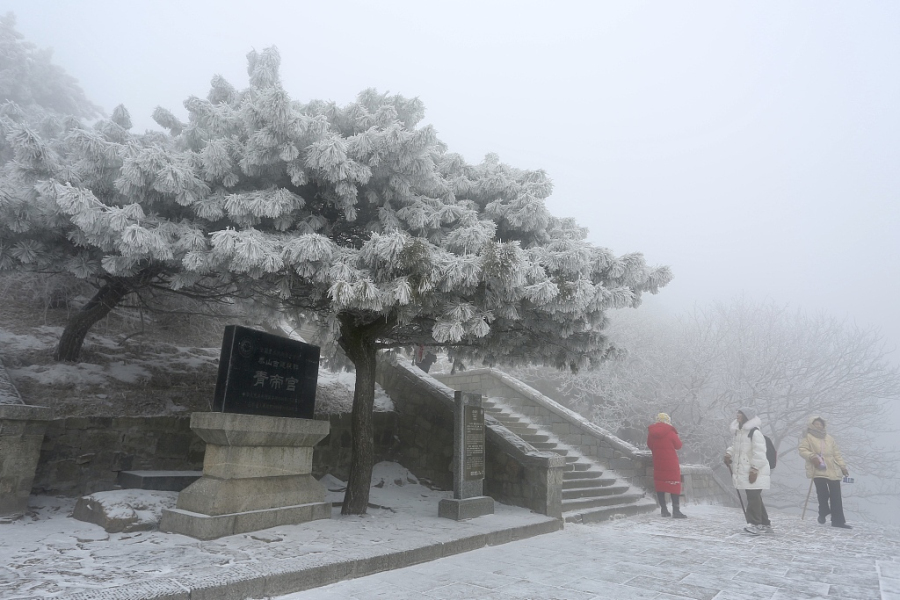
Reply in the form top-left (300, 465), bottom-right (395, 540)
top-left (562, 476), bottom-right (616, 489)
top-left (504, 426), bottom-right (537, 436)
top-left (530, 441), bottom-right (557, 450)
top-left (117, 470), bottom-right (202, 492)
top-left (492, 414), bottom-right (524, 424)
top-left (562, 465), bottom-right (588, 473)
top-left (563, 469), bottom-right (604, 480)
top-left (564, 497), bottom-right (659, 524)
top-left (562, 484), bottom-right (630, 500)
top-left (485, 396), bottom-right (655, 526)
top-left (561, 491), bottom-right (644, 512)
top-left (485, 397), bottom-right (520, 406)
top-left (494, 419), bottom-right (529, 430)
top-left (549, 450), bottom-right (581, 464)
top-left (519, 433), bottom-right (550, 443)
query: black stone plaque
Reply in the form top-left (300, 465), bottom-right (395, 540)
top-left (213, 325), bottom-right (319, 418)
top-left (463, 404), bottom-right (485, 481)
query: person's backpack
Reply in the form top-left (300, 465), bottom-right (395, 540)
top-left (748, 427), bottom-right (777, 469)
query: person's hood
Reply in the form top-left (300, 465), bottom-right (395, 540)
top-left (731, 415), bottom-right (761, 434)
top-left (807, 415), bottom-right (826, 428)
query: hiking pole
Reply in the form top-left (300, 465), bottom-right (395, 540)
top-left (801, 478), bottom-right (814, 520)
top-left (727, 463), bottom-right (747, 521)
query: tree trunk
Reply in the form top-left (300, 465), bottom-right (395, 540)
top-left (55, 279), bottom-right (130, 362)
top-left (338, 313), bottom-right (388, 515)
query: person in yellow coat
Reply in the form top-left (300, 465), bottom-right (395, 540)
top-left (798, 415), bottom-right (851, 529)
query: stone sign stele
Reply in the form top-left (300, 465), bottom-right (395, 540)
top-left (213, 324), bottom-right (320, 419)
top-left (439, 390), bottom-right (494, 520)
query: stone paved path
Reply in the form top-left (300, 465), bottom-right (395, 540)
top-left (278, 504), bottom-right (900, 600)
top-left (0, 487), bottom-right (559, 600)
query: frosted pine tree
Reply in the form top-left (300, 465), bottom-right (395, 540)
top-left (170, 48), bottom-right (671, 513)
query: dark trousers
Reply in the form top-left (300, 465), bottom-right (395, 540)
top-left (814, 477), bottom-right (845, 525)
top-left (744, 489), bottom-right (770, 526)
top-left (657, 491), bottom-right (681, 512)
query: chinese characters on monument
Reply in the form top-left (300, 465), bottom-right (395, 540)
top-left (213, 325), bottom-right (319, 418)
top-left (463, 405), bottom-right (485, 481)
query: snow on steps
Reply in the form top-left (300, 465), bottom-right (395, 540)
top-left (483, 396), bottom-right (658, 524)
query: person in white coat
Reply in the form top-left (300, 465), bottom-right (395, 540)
top-left (723, 407), bottom-right (772, 535)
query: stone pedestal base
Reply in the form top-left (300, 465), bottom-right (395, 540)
top-left (160, 412), bottom-right (330, 540)
top-left (439, 496), bottom-right (494, 521)
top-left (162, 501), bottom-right (331, 540)
top-left (0, 405), bottom-right (51, 517)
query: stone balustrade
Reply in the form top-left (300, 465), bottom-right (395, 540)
top-left (376, 355), bottom-right (565, 518)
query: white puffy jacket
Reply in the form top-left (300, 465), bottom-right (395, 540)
top-left (725, 416), bottom-right (771, 490)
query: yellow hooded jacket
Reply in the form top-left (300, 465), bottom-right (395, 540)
top-left (798, 415), bottom-right (847, 481)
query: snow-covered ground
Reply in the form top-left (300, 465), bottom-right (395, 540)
top-left (278, 501), bottom-right (900, 600)
top-left (0, 462), bottom-right (550, 599)
top-left (3, 460), bottom-right (899, 600)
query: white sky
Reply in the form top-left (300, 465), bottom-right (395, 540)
top-left (6, 1), bottom-right (900, 363)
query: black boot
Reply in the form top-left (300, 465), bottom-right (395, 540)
top-left (671, 494), bottom-right (687, 519)
top-left (658, 492), bottom-right (670, 517)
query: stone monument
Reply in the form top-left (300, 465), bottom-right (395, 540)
top-left (439, 390), bottom-right (495, 520)
top-left (160, 326), bottom-right (331, 539)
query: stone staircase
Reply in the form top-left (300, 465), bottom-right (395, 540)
top-left (483, 397), bottom-right (657, 524)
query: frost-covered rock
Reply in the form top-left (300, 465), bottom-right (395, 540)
top-left (72, 490), bottom-right (177, 533)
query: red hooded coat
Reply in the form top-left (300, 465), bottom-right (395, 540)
top-left (647, 422), bottom-right (683, 494)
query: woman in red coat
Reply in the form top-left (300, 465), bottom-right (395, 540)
top-left (647, 413), bottom-right (687, 518)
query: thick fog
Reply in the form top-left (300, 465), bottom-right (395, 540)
top-left (5, 1), bottom-right (899, 517)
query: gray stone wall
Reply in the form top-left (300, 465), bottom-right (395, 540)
top-left (377, 356), bottom-right (564, 517)
top-left (374, 359), bottom-right (456, 490)
top-left (1, 405), bottom-right (51, 515)
top-left (31, 412), bottom-right (401, 497)
top-left (311, 412), bottom-right (400, 481)
top-left (33, 416), bottom-right (206, 496)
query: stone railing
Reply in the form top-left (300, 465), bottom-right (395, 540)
top-left (376, 355), bottom-right (565, 518)
top-left (434, 368), bottom-right (732, 506)
top-left (680, 464), bottom-right (741, 508)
